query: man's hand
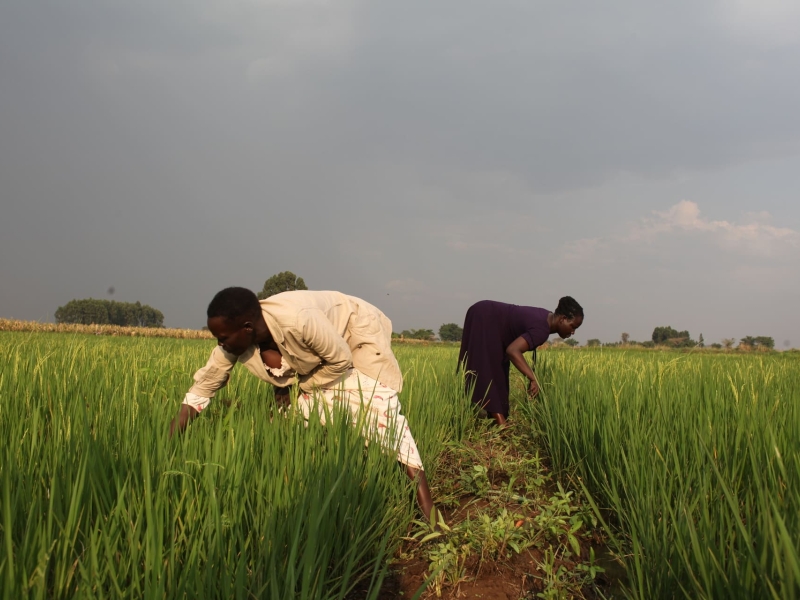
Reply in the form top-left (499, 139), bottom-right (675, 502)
top-left (527, 378), bottom-right (539, 398)
top-left (274, 386), bottom-right (291, 409)
top-left (169, 404), bottom-right (199, 438)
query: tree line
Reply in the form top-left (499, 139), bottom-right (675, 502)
top-left (53, 271), bottom-right (309, 330)
top-left (54, 272), bottom-right (778, 349)
top-left (582, 327), bottom-right (775, 350)
top-left (390, 324), bottom-right (464, 342)
top-left (55, 299), bottom-right (164, 328)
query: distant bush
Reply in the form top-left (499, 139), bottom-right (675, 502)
top-left (399, 329), bottom-right (436, 341)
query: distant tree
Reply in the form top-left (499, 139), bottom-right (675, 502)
top-left (721, 338), bottom-right (735, 350)
top-left (641, 340), bottom-right (655, 348)
top-left (652, 325), bottom-right (694, 348)
top-left (710, 343), bottom-right (722, 349)
top-left (400, 328), bottom-right (435, 341)
top-left (55, 299), bottom-right (164, 327)
top-left (621, 332), bottom-right (630, 344)
top-left (564, 338), bottom-right (579, 347)
top-left (698, 333), bottom-right (705, 348)
top-left (586, 338), bottom-right (601, 347)
top-left (652, 326), bottom-right (678, 345)
top-left (257, 271), bottom-right (308, 300)
top-left (438, 323), bottom-right (464, 342)
top-left (754, 336), bottom-right (775, 349)
top-left (740, 336), bottom-right (775, 350)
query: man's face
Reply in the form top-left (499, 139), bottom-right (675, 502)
top-left (556, 315), bottom-right (583, 339)
top-left (207, 315), bottom-right (255, 356)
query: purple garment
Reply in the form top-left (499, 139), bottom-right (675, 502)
top-left (457, 300), bottom-right (550, 417)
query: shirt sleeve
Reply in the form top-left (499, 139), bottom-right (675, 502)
top-left (520, 331), bottom-right (535, 352)
top-left (187, 346), bottom-right (236, 402)
top-left (521, 327), bottom-right (549, 353)
top-left (183, 392), bottom-right (212, 412)
top-left (297, 308), bottom-right (353, 390)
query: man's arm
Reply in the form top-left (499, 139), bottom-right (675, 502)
top-left (169, 404), bottom-right (200, 437)
top-left (298, 309), bottom-right (353, 389)
top-left (506, 336), bottom-right (539, 397)
top-left (170, 347), bottom-right (235, 436)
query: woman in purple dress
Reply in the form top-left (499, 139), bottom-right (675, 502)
top-left (458, 297), bottom-right (584, 426)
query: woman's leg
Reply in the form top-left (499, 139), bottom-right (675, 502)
top-left (488, 411), bottom-right (507, 426)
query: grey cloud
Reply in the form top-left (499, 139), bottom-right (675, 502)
top-left (2, 0), bottom-right (800, 347)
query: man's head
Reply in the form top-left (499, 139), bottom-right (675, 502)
top-left (206, 287), bottom-right (261, 355)
top-left (553, 296), bottom-right (584, 339)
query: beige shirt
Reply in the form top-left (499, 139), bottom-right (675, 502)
top-left (187, 291), bottom-right (403, 401)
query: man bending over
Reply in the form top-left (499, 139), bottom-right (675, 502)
top-left (169, 287), bottom-right (434, 517)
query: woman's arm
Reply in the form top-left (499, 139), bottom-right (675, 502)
top-left (505, 336), bottom-right (539, 397)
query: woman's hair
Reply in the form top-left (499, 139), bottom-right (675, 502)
top-left (555, 296), bottom-right (583, 319)
top-left (207, 287), bottom-right (261, 321)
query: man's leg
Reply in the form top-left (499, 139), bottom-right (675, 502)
top-left (406, 465), bottom-right (434, 520)
top-left (300, 370), bottom-right (437, 517)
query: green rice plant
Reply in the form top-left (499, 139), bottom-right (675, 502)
top-left (524, 349), bottom-right (800, 599)
top-left (0, 333), bottom-right (475, 599)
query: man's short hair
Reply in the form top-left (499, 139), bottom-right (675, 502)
top-left (207, 287), bottom-right (260, 321)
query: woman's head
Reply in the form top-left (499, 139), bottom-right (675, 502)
top-left (553, 296), bottom-right (584, 339)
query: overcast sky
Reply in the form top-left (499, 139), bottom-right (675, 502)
top-left (2, 1), bottom-right (799, 347)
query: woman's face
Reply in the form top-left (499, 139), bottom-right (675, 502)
top-left (556, 314), bottom-right (583, 339)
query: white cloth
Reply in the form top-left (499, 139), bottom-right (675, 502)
top-left (265, 356), bottom-right (293, 378)
top-left (183, 392), bottom-right (212, 412)
top-left (294, 369), bottom-right (423, 470)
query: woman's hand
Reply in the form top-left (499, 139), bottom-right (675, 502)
top-left (506, 337), bottom-right (540, 399)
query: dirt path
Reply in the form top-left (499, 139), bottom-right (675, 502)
top-left (373, 421), bottom-right (625, 599)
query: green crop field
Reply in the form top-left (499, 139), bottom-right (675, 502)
top-left (0, 334), bottom-right (474, 599)
top-left (531, 349), bottom-right (800, 599)
top-left (1, 333), bottom-right (798, 599)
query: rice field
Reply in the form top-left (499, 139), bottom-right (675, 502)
top-left (0, 318), bottom-right (214, 339)
top-left (2, 332), bottom-right (798, 599)
top-left (0, 333), bottom-right (474, 599)
top-left (529, 349), bottom-right (800, 599)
